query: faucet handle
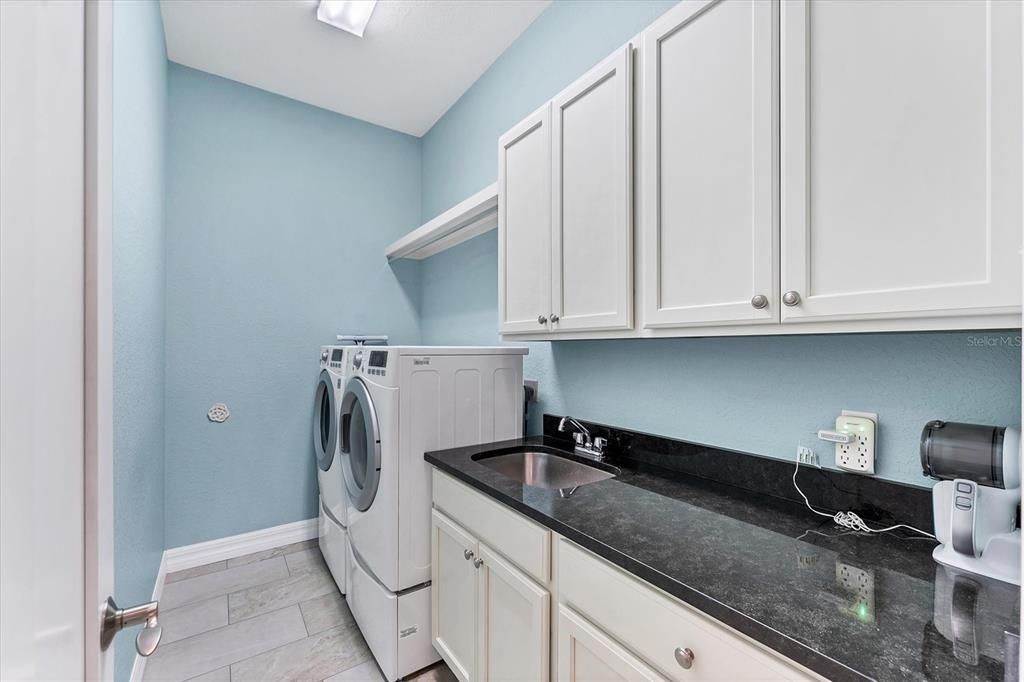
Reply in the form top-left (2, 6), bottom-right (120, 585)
top-left (593, 437), bottom-right (608, 453)
top-left (573, 432), bottom-right (586, 446)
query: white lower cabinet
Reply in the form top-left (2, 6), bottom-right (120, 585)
top-left (431, 471), bottom-right (817, 682)
top-left (430, 507), bottom-right (550, 682)
top-left (557, 605), bottom-right (666, 682)
top-left (477, 544), bottom-right (550, 681)
top-left (431, 510), bottom-right (480, 681)
top-left (556, 539), bottom-right (819, 681)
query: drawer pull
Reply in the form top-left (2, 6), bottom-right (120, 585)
top-left (464, 549), bottom-right (474, 561)
top-left (674, 647), bottom-right (695, 670)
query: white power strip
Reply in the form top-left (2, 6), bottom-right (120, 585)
top-left (834, 414), bottom-right (875, 474)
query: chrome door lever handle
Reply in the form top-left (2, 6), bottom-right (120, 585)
top-left (100, 596), bottom-right (163, 656)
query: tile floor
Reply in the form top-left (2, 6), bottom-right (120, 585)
top-left (144, 540), bottom-right (455, 682)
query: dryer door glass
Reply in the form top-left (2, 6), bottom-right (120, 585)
top-left (313, 370), bottom-right (337, 472)
top-left (339, 378), bottom-right (381, 512)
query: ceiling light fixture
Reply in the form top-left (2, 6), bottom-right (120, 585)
top-left (317, 0), bottom-right (378, 37)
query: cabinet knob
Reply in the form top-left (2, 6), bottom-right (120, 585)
top-left (550, 313), bottom-right (559, 323)
top-left (674, 647), bottom-right (695, 670)
top-left (782, 291), bottom-right (801, 307)
top-left (750, 294), bottom-right (768, 309)
top-left (463, 549), bottom-right (474, 561)
top-left (473, 558), bottom-right (484, 569)
top-left (537, 315), bottom-right (548, 325)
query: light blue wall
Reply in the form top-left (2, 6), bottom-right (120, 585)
top-left (164, 65), bottom-right (422, 547)
top-left (419, 0), bottom-right (1022, 486)
top-left (422, 0), bottom-right (675, 218)
top-left (113, 1), bottom-right (167, 680)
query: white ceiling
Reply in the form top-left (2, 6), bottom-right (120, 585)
top-left (160, 0), bottom-right (550, 137)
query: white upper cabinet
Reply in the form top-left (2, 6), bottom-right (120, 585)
top-left (500, 46), bottom-right (634, 336)
top-left (499, 104), bottom-right (552, 334)
top-left (780, 0), bottom-right (1023, 323)
top-left (642, 0), bottom-right (778, 328)
top-left (496, 0), bottom-right (1021, 339)
top-left (551, 45), bottom-right (634, 332)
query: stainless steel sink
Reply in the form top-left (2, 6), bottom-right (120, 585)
top-left (475, 450), bottom-right (618, 490)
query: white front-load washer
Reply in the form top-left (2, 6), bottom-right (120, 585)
top-left (339, 346), bottom-right (527, 681)
top-left (314, 345), bottom-right (351, 595)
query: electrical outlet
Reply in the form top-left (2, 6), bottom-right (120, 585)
top-left (524, 379), bottom-right (539, 402)
top-left (796, 445), bottom-right (818, 467)
top-left (835, 560), bottom-right (875, 623)
top-left (835, 414), bottom-right (876, 474)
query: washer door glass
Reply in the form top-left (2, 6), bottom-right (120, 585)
top-left (339, 378), bottom-right (381, 512)
top-left (313, 370), bottom-right (337, 472)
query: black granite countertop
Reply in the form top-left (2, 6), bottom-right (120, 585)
top-left (425, 436), bottom-right (1020, 682)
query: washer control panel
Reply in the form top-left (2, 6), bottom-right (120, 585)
top-left (321, 346), bottom-right (346, 370)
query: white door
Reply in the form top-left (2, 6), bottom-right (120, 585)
top-left (0, 1), bottom-right (114, 678)
top-left (556, 606), bottom-right (666, 682)
top-left (550, 44), bottom-right (634, 333)
top-left (476, 543), bottom-right (550, 682)
top-left (642, 0), bottom-right (778, 329)
top-left (498, 104), bottom-right (553, 334)
top-left (780, 0), bottom-right (1022, 323)
top-left (431, 511), bottom-right (479, 682)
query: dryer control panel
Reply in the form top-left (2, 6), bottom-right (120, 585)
top-left (352, 348), bottom-right (391, 378)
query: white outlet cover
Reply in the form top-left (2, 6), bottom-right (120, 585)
top-left (835, 415), bottom-right (875, 474)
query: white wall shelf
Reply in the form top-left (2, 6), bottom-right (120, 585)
top-left (386, 182), bottom-right (498, 261)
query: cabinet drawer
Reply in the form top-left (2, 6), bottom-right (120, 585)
top-left (432, 470), bottom-right (550, 583)
top-left (557, 540), bottom-right (818, 681)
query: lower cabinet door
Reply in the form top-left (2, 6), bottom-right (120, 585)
top-left (431, 511), bottom-right (479, 682)
top-left (557, 605), bottom-right (666, 682)
top-left (477, 543), bottom-right (550, 681)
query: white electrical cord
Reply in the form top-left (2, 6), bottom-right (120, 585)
top-left (792, 458), bottom-right (935, 538)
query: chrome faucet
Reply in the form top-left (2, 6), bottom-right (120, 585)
top-left (558, 416), bottom-right (608, 462)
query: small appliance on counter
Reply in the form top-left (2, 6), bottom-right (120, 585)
top-left (921, 420), bottom-right (1021, 585)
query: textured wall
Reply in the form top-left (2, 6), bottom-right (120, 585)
top-left (164, 65), bottom-right (422, 547)
top-left (112, 2), bottom-right (167, 679)
top-left (418, 0), bottom-right (1022, 486)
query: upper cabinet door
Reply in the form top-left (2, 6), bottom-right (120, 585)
top-left (781, 0), bottom-right (1022, 323)
top-left (499, 104), bottom-right (553, 335)
top-left (550, 45), bottom-right (634, 333)
top-left (642, 0), bottom-right (778, 328)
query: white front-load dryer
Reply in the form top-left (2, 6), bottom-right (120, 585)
top-left (339, 346), bottom-right (527, 681)
top-left (314, 345), bottom-right (351, 595)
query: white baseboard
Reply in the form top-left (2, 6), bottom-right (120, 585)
top-left (129, 518), bottom-right (317, 682)
top-left (129, 551), bottom-right (167, 682)
top-left (163, 517), bottom-right (318, 573)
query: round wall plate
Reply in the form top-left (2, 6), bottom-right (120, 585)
top-left (207, 403), bottom-right (230, 423)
